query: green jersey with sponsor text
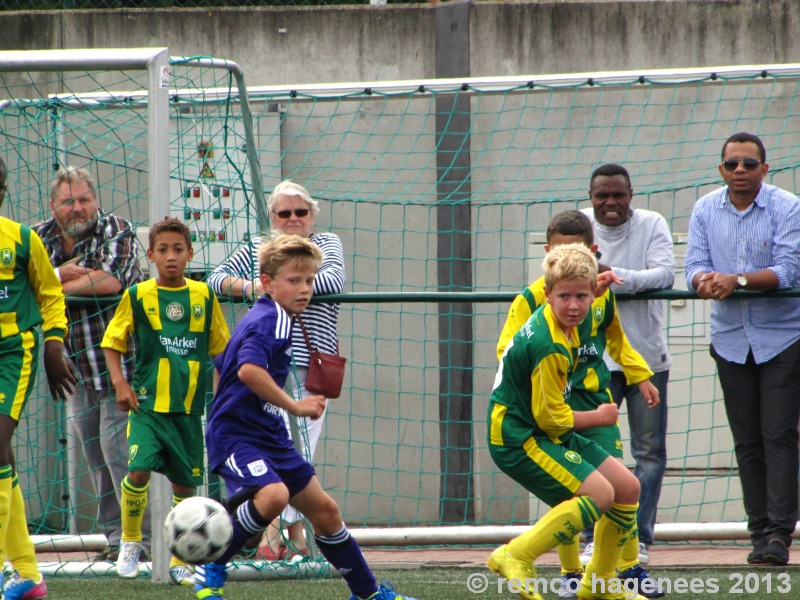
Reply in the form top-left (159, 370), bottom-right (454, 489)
top-left (102, 278), bottom-right (230, 414)
top-left (497, 278), bottom-right (652, 411)
top-left (0, 217), bottom-right (67, 342)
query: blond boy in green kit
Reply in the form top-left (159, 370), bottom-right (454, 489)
top-left (102, 218), bottom-right (230, 585)
top-left (491, 223), bottom-right (661, 600)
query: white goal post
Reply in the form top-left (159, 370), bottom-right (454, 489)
top-left (0, 47), bottom-right (267, 583)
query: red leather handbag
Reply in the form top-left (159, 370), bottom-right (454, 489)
top-left (296, 316), bottom-right (347, 399)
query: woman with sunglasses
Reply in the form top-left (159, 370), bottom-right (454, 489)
top-left (207, 180), bottom-right (346, 560)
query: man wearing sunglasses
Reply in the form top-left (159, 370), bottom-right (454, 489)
top-left (207, 179), bottom-right (345, 561)
top-left (685, 132), bottom-right (800, 567)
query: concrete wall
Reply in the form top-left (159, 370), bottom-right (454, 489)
top-left (3, 1), bottom-right (800, 87)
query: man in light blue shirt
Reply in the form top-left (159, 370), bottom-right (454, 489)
top-left (685, 131), bottom-right (800, 567)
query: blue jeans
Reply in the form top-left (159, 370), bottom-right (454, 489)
top-left (585, 371), bottom-right (668, 547)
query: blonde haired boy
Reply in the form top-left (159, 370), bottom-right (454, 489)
top-left (488, 243), bottom-right (648, 600)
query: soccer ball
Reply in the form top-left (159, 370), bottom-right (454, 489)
top-left (164, 496), bottom-right (233, 565)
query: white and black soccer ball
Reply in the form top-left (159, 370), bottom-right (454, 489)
top-left (164, 496), bottom-right (233, 565)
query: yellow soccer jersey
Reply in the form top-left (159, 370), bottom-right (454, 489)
top-left (497, 277), bottom-right (652, 411)
top-left (102, 278), bottom-right (230, 414)
top-left (489, 303), bottom-right (579, 446)
top-left (0, 217), bottom-right (66, 342)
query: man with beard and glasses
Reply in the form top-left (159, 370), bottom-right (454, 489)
top-left (33, 166), bottom-right (148, 565)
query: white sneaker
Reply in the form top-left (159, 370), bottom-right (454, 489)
top-left (557, 571), bottom-right (582, 599)
top-left (638, 542), bottom-right (650, 565)
top-left (579, 542), bottom-right (594, 566)
top-left (116, 541), bottom-right (141, 579)
top-left (169, 564), bottom-right (194, 586)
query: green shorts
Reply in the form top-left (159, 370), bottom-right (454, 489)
top-left (490, 432), bottom-right (612, 507)
top-left (0, 331), bottom-right (39, 422)
top-left (579, 424), bottom-right (623, 458)
top-left (126, 409), bottom-right (204, 487)
top-left (567, 391), bottom-right (623, 458)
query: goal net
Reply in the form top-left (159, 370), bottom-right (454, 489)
top-left (2, 50), bottom-right (800, 577)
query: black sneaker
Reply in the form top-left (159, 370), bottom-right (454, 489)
top-left (763, 539), bottom-right (789, 566)
top-left (747, 540), bottom-right (766, 565)
top-left (92, 545), bottom-right (119, 563)
top-left (618, 564), bottom-right (666, 598)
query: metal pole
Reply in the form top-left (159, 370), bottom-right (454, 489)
top-left (146, 48), bottom-right (172, 584)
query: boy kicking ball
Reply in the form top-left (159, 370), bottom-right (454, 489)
top-left (488, 243), bottom-right (648, 600)
top-left (196, 234), bottom-right (416, 600)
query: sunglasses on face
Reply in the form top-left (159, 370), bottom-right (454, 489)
top-left (273, 208), bottom-right (310, 219)
top-left (721, 157), bottom-right (761, 172)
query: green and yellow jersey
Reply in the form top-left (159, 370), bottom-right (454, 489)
top-left (0, 217), bottom-right (66, 342)
top-left (496, 277), bottom-right (652, 411)
top-left (489, 303), bottom-right (579, 447)
top-left (101, 278), bottom-right (230, 414)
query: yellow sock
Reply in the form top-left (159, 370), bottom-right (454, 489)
top-left (587, 502), bottom-right (637, 580)
top-left (120, 475), bottom-right (148, 543)
top-left (507, 496), bottom-right (600, 564)
top-left (169, 492), bottom-right (194, 568)
top-left (6, 475), bottom-right (39, 581)
top-left (557, 541), bottom-right (583, 575)
top-left (0, 465), bottom-right (13, 559)
top-left (617, 519), bottom-right (640, 572)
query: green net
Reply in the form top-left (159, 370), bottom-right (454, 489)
top-left (2, 54), bottom-right (800, 576)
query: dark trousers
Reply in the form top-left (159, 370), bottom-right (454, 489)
top-left (711, 339), bottom-right (800, 546)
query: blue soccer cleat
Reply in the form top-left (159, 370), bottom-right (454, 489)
top-left (349, 580), bottom-right (419, 600)
top-left (617, 564), bottom-right (665, 599)
top-left (194, 563), bottom-right (228, 599)
top-left (4, 570), bottom-right (48, 600)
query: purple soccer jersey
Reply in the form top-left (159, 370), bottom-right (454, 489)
top-left (207, 296), bottom-right (297, 471)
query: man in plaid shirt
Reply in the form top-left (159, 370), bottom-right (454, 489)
top-left (33, 166), bottom-right (148, 562)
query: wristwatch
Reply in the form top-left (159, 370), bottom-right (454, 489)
top-left (736, 274), bottom-right (748, 289)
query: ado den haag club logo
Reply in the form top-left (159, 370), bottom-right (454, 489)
top-left (0, 248), bottom-right (14, 268)
top-left (166, 302), bottom-right (184, 321)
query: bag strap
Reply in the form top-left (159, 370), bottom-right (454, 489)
top-left (295, 315), bottom-right (315, 352)
top-left (295, 314), bottom-right (340, 356)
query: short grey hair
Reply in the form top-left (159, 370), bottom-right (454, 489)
top-left (50, 166), bottom-right (97, 204)
top-left (267, 180), bottom-right (319, 216)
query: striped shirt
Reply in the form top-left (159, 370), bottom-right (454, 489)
top-left (685, 183), bottom-right (800, 363)
top-left (207, 232), bottom-right (345, 366)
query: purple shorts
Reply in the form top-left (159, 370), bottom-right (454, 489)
top-left (213, 436), bottom-right (316, 505)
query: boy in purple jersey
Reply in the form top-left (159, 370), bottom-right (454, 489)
top-left (198, 234), bottom-right (417, 600)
